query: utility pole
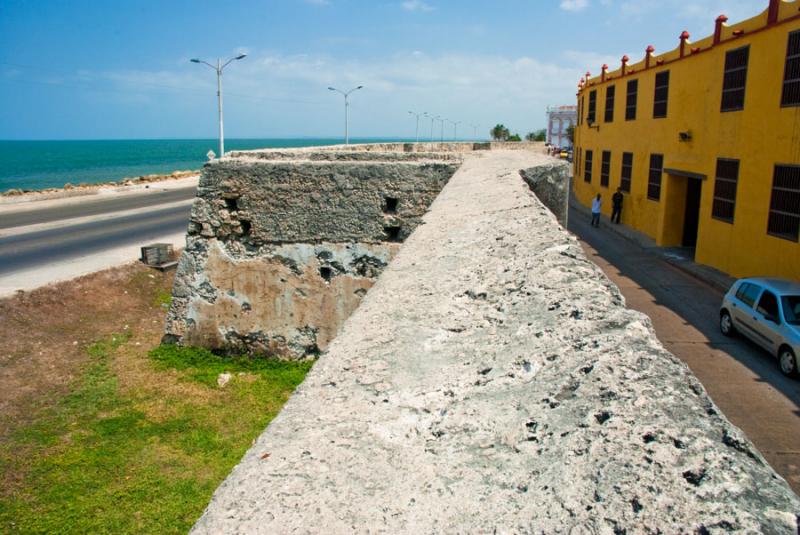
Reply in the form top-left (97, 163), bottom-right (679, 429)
top-left (328, 85), bottom-right (364, 145)
top-left (191, 53), bottom-right (247, 158)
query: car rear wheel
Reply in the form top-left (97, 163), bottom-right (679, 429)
top-left (779, 347), bottom-right (797, 377)
top-left (720, 310), bottom-right (735, 337)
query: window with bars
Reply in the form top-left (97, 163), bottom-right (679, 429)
top-left (648, 154), bottom-right (664, 200)
top-left (604, 85), bottom-right (615, 122)
top-left (712, 159), bottom-right (739, 223)
top-left (782, 30), bottom-right (800, 107)
top-left (588, 90), bottom-right (597, 124)
top-left (579, 96), bottom-right (584, 125)
top-left (601, 151), bottom-right (611, 187)
top-left (653, 71), bottom-right (670, 118)
top-left (767, 165), bottom-right (800, 241)
top-left (625, 79), bottom-right (638, 121)
top-left (721, 46), bottom-right (749, 112)
top-left (620, 152), bottom-right (633, 192)
top-left (584, 150), bottom-right (593, 183)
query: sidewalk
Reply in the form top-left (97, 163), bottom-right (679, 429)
top-left (569, 195), bottom-right (735, 293)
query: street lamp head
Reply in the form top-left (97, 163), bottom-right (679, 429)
top-left (235, 54), bottom-right (247, 60)
top-left (190, 59), bottom-right (201, 63)
top-left (356, 85), bottom-right (364, 90)
top-left (328, 87), bottom-right (336, 91)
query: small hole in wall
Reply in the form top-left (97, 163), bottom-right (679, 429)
top-left (224, 198), bottom-right (238, 211)
top-left (240, 220), bottom-right (252, 235)
top-left (384, 197), bottom-right (399, 213)
top-left (384, 226), bottom-right (402, 242)
top-left (319, 266), bottom-right (333, 282)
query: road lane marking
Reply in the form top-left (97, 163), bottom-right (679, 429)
top-left (0, 199), bottom-right (194, 238)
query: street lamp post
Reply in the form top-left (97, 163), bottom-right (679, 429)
top-left (328, 85), bottom-right (364, 145)
top-left (424, 113), bottom-right (436, 141)
top-left (190, 54), bottom-right (247, 158)
top-left (439, 118), bottom-right (446, 142)
top-left (408, 111), bottom-right (424, 143)
top-left (445, 119), bottom-right (461, 141)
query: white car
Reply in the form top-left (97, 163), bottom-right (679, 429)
top-left (720, 277), bottom-right (800, 377)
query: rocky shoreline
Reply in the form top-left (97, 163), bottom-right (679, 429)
top-left (1, 169), bottom-right (198, 198)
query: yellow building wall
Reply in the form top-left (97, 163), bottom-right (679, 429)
top-left (574, 2), bottom-right (800, 281)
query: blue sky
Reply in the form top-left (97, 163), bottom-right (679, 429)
top-left (0, 0), bottom-right (769, 140)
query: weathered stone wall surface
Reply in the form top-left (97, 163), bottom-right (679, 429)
top-left (171, 240), bottom-right (399, 356)
top-left (331, 141), bottom-right (543, 153)
top-left (226, 150), bottom-right (464, 162)
top-left (521, 161), bottom-right (571, 227)
top-left (191, 150), bottom-right (800, 534)
top-left (228, 141), bottom-right (543, 156)
top-left (165, 150), bottom-right (460, 357)
top-left (188, 160), bottom-right (457, 243)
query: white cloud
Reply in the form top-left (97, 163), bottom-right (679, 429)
top-left (401, 1), bottom-right (434, 13)
top-left (101, 50), bottom-right (582, 136)
top-left (560, 0), bottom-right (589, 12)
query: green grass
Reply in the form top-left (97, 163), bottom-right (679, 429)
top-left (0, 338), bottom-right (312, 535)
top-left (149, 344), bottom-right (311, 388)
top-left (152, 288), bottom-right (173, 308)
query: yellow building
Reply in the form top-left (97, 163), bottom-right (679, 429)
top-left (573, 0), bottom-right (800, 280)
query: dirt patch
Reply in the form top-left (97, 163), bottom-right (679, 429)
top-left (0, 262), bottom-right (174, 440)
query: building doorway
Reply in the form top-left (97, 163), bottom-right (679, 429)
top-left (682, 177), bottom-right (702, 247)
top-left (660, 169), bottom-right (706, 252)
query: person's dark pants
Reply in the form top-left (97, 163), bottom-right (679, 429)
top-left (611, 205), bottom-right (622, 224)
top-left (591, 213), bottom-right (600, 227)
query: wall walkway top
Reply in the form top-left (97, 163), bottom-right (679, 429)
top-left (192, 150), bottom-right (799, 533)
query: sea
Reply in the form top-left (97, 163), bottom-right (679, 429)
top-left (0, 138), bottom-right (414, 192)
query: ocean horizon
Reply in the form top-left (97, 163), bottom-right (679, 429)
top-left (0, 137), bottom-right (442, 192)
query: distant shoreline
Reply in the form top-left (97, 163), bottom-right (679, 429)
top-left (0, 169), bottom-right (198, 202)
top-left (0, 138), bottom-right (420, 193)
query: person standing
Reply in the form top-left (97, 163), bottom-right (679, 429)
top-left (611, 187), bottom-right (624, 224)
top-left (591, 194), bottom-right (602, 228)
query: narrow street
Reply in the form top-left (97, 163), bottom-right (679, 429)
top-left (568, 205), bottom-right (800, 494)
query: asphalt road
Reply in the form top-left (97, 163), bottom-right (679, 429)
top-left (0, 204), bottom-right (191, 274)
top-left (0, 186), bottom-right (197, 229)
top-left (568, 207), bottom-right (800, 494)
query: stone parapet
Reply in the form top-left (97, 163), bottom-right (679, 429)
top-left (189, 150), bottom-right (800, 533)
top-left (165, 147), bottom-right (461, 357)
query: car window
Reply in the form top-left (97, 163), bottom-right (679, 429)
top-left (756, 290), bottom-right (780, 321)
top-left (782, 295), bottom-right (800, 326)
top-left (736, 283), bottom-right (761, 308)
top-left (735, 283), bottom-right (750, 301)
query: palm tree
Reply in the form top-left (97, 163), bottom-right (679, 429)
top-left (490, 124), bottom-right (510, 141)
top-left (525, 129), bottom-right (546, 142)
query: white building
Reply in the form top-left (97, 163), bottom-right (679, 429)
top-left (546, 105), bottom-right (577, 149)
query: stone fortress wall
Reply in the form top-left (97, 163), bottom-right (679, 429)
top-left (164, 143), bottom-right (495, 357)
top-left (185, 147), bottom-right (800, 533)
